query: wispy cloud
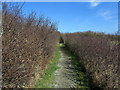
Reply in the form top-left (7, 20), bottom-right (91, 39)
top-left (98, 10), bottom-right (113, 20)
top-left (90, 0), bottom-right (101, 7)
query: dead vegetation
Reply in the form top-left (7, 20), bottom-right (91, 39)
top-left (62, 31), bottom-right (119, 89)
top-left (1, 2), bottom-right (120, 89)
top-left (2, 2), bottom-right (59, 88)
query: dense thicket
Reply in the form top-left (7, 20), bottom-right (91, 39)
top-left (63, 31), bottom-right (119, 89)
top-left (2, 3), bottom-right (59, 88)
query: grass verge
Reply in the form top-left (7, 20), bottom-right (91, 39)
top-left (34, 44), bottom-right (61, 88)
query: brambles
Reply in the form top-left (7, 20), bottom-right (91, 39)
top-left (63, 31), bottom-right (119, 89)
top-left (2, 3), bottom-right (59, 88)
top-left (2, 2), bottom-right (119, 89)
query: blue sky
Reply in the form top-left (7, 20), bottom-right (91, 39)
top-left (21, 2), bottom-right (118, 34)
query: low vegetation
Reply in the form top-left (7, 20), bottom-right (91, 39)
top-left (62, 31), bottom-right (119, 89)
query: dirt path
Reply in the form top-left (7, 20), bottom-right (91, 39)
top-left (51, 46), bottom-right (82, 88)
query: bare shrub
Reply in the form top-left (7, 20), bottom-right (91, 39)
top-left (63, 31), bottom-right (119, 89)
top-left (2, 3), bottom-right (59, 88)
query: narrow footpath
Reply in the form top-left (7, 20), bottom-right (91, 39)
top-left (50, 45), bottom-right (89, 89)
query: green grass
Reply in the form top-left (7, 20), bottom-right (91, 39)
top-left (34, 44), bottom-right (61, 88)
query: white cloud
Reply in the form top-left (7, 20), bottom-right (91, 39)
top-left (91, 2), bottom-right (100, 7)
top-left (98, 10), bottom-right (113, 20)
top-left (90, 0), bottom-right (101, 7)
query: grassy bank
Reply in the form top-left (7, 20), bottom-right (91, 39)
top-left (34, 44), bottom-right (61, 88)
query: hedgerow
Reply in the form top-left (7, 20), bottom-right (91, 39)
top-left (63, 31), bottom-right (119, 89)
top-left (2, 3), bottom-right (59, 88)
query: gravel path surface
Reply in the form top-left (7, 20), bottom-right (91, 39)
top-left (52, 46), bottom-right (80, 88)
